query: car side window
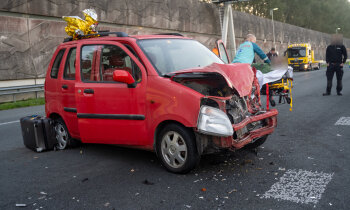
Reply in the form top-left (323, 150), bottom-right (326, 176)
top-left (63, 48), bottom-right (76, 80)
top-left (81, 45), bottom-right (141, 83)
top-left (50, 49), bottom-right (65, 79)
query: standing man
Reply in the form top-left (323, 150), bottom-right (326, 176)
top-left (266, 47), bottom-right (278, 61)
top-left (323, 35), bottom-right (347, 96)
top-left (233, 34), bottom-right (270, 64)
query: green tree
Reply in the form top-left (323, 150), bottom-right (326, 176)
top-left (228, 0), bottom-right (350, 38)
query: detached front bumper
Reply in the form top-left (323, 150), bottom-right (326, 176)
top-left (212, 109), bottom-right (278, 149)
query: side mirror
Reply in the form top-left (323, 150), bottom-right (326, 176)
top-left (113, 70), bottom-right (136, 87)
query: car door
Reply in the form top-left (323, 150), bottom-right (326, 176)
top-left (75, 41), bottom-right (147, 145)
top-left (216, 39), bottom-right (230, 64)
top-left (45, 47), bottom-right (66, 116)
top-left (59, 46), bottom-right (79, 138)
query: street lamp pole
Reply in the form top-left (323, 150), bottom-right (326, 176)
top-left (270, 8), bottom-right (278, 49)
top-left (336, 27), bottom-right (341, 34)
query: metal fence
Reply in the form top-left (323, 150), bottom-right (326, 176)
top-left (0, 84), bottom-right (44, 103)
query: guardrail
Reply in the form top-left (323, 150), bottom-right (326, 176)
top-left (0, 84), bottom-right (44, 103)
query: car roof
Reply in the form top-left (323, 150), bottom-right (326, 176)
top-left (60, 33), bottom-right (192, 45)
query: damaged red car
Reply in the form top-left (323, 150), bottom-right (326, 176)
top-left (45, 32), bottom-right (278, 173)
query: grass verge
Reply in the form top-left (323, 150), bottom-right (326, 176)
top-left (0, 98), bottom-right (45, 111)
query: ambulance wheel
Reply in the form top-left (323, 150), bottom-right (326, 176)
top-left (54, 118), bottom-right (80, 149)
top-left (245, 135), bottom-right (268, 149)
top-left (156, 123), bottom-right (199, 174)
top-left (286, 96), bottom-right (291, 104)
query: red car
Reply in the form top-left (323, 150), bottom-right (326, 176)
top-left (45, 32), bottom-right (278, 173)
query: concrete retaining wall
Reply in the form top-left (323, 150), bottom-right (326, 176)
top-left (0, 0), bottom-right (349, 82)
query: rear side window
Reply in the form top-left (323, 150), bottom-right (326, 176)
top-left (63, 48), bottom-right (76, 80)
top-left (50, 49), bottom-right (65, 79)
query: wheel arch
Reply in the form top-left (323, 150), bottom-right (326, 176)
top-left (49, 112), bottom-right (62, 120)
top-left (153, 120), bottom-right (195, 151)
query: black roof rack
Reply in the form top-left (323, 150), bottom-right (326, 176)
top-left (63, 31), bottom-right (129, 43)
top-left (78, 31), bottom-right (129, 38)
top-left (155, 33), bottom-right (184, 37)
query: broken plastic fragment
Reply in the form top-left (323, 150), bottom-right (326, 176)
top-left (15, 204), bottom-right (27, 207)
top-left (142, 179), bottom-right (154, 185)
top-left (228, 189), bottom-right (237, 194)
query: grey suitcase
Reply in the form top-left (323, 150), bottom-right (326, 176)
top-left (20, 116), bottom-right (57, 152)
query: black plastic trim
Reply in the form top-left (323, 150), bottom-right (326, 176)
top-left (155, 33), bottom-right (183, 37)
top-left (77, 114), bottom-right (145, 120)
top-left (64, 107), bottom-right (77, 113)
top-left (83, 89), bottom-right (94, 94)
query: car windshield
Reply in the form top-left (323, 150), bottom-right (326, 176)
top-left (288, 47), bottom-right (306, 58)
top-left (138, 39), bottom-right (224, 75)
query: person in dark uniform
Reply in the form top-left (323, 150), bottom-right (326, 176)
top-left (266, 47), bottom-right (278, 61)
top-left (323, 35), bottom-right (347, 96)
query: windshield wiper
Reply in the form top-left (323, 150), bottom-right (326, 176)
top-left (163, 73), bottom-right (174, 78)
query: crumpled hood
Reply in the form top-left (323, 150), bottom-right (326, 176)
top-left (172, 63), bottom-right (254, 97)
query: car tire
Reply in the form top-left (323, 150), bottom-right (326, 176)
top-left (156, 123), bottom-right (200, 174)
top-left (244, 135), bottom-right (268, 149)
top-left (54, 118), bottom-right (80, 150)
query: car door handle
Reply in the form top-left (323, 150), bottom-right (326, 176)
top-left (62, 85), bottom-right (68, 89)
top-left (84, 89), bottom-right (94, 94)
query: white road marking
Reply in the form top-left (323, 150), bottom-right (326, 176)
top-left (261, 169), bottom-right (333, 204)
top-left (0, 120), bottom-right (19, 126)
top-left (335, 117), bottom-right (350, 125)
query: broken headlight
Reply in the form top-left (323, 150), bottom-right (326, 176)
top-left (197, 106), bottom-right (233, 137)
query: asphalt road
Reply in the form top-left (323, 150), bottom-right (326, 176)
top-left (0, 67), bottom-right (349, 210)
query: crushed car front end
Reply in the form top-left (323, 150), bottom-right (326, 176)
top-left (171, 63), bottom-right (278, 154)
top-left (196, 96), bottom-right (277, 153)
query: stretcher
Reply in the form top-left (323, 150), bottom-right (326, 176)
top-left (254, 66), bottom-right (294, 111)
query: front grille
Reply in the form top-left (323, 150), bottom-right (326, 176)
top-left (226, 95), bottom-right (249, 139)
top-left (290, 59), bottom-right (303, 64)
top-left (226, 95), bottom-right (248, 124)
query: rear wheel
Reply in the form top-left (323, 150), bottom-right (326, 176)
top-left (156, 123), bottom-right (199, 174)
top-left (54, 118), bottom-right (80, 150)
top-left (244, 135), bottom-right (268, 149)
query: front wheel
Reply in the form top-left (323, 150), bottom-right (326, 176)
top-left (244, 135), bottom-right (268, 149)
top-left (156, 124), bottom-right (199, 174)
